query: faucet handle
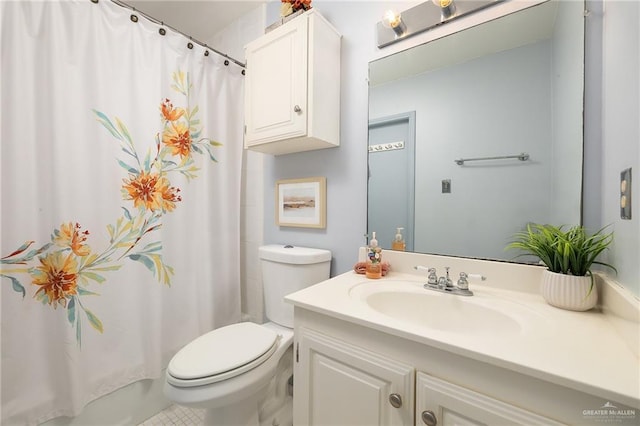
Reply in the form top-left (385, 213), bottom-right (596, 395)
top-left (467, 273), bottom-right (487, 281)
top-left (457, 272), bottom-right (469, 290)
top-left (414, 266), bottom-right (438, 286)
top-left (457, 272), bottom-right (486, 291)
top-left (427, 268), bottom-right (438, 285)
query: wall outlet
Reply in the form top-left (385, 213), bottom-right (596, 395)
top-left (620, 168), bottom-right (632, 220)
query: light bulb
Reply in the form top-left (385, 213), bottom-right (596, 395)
top-left (382, 9), bottom-right (406, 36)
top-left (431, 0), bottom-right (456, 20)
top-left (382, 10), bottom-right (401, 29)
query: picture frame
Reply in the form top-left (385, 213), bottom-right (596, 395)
top-left (275, 177), bottom-right (326, 228)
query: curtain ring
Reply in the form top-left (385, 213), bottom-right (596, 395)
top-left (187, 42), bottom-right (194, 49)
top-left (204, 51), bottom-right (210, 57)
top-left (224, 59), bottom-right (229, 66)
top-left (159, 28), bottom-right (166, 36)
top-left (130, 14), bottom-right (138, 23)
top-left (241, 69), bottom-right (245, 76)
top-left (90, 0), bottom-right (99, 3)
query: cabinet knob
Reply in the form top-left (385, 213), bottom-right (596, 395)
top-left (293, 105), bottom-right (302, 113)
top-left (388, 393), bottom-right (402, 408)
top-left (421, 410), bottom-right (438, 426)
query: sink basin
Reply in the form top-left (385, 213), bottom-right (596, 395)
top-left (350, 280), bottom-right (531, 335)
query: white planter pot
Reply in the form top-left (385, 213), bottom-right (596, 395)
top-left (540, 270), bottom-right (598, 311)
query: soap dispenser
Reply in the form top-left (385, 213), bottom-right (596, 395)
top-left (391, 227), bottom-right (406, 251)
top-left (366, 232), bottom-right (382, 279)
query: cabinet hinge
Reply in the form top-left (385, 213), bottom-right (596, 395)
top-left (296, 342), bottom-right (299, 363)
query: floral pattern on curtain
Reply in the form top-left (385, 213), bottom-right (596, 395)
top-left (2, 71), bottom-right (222, 345)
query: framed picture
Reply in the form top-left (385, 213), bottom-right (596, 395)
top-left (276, 177), bottom-right (326, 228)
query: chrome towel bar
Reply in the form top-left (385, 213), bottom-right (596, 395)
top-left (454, 152), bottom-right (530, 166)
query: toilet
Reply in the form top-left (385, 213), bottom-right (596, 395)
top-left (164, 245), bottom-right (331, 426)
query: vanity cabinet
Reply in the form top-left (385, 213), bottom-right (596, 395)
top-left (294, 326), bottom-right (564, 426)
top-left (290, 306), bottom-right (640, 426)
top-left (243, 10), bottom-right (341, 155)
top-left (294, 327), bottom-right (414, 425)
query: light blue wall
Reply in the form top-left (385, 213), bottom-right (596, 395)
top-left (261, 0), bottom-right (639, 295)
top-left (586, 0), bottom-right (640, 295)
top-left (262, 2), bottom-right (412, 276)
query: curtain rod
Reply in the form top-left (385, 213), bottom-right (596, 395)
top-left (104, 0), bottom-right (247, 69)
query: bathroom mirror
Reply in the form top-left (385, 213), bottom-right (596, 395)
top-left (368, 0), bottom-right (584, 261)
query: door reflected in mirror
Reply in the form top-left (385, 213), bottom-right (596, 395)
top-left (368, 0), bottom-right (584, 262)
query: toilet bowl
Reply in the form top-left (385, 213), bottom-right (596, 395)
top-left (164, 322), bottom-right (293, 425)
top-left (164, 245), bottom-right (331, 426)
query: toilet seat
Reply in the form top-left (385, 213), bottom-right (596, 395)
top-left (167, 322), bottom-right (280, 388)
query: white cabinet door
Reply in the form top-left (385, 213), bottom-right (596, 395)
top-left (416, 372), bottom-right (566, 426)
top-left (244, 10), bottom-right (340, 155)
top-left (294, 328), bottom-right (414, 426)
top-left (244, 16), bottom-right (307, 146)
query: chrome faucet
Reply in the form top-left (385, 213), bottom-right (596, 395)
top-left (437, 266), bottom-right (454, 289)
top-left (414, 266), bottom-right (486, 297)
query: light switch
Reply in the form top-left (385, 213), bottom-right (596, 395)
top-left (621, 168), bottom-right (632, 220)
top-left (442, 179), bottom-right (451, 193)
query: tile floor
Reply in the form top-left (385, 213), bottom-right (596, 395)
top-left (138, 404), bottom-right (205, 426)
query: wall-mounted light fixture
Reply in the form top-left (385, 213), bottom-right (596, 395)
top-left (377, 0), bottom-right (501, 48)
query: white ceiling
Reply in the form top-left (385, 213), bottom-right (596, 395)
top-left (123, 0), bottom-right (266, 43)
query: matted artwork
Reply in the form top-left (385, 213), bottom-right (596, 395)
top-left (276, 177), bottom-right (326, 228)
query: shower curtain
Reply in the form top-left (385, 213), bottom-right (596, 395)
top-left (0, 1), bottom-right (243, 424)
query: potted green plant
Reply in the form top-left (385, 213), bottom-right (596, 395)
top-left (507, 224), bottom-right (616, 311)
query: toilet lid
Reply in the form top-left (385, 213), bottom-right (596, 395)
top-left (167, 322), bottom-right (279, 386)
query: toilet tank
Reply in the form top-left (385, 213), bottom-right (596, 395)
top-left (259, 245), bottom-right (331, 328)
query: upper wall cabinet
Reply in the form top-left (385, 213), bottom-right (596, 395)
top-left (244, 10), bottom-right (341, 156)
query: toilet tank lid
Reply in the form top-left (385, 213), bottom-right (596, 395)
top-left (259, 245), bottom-right (331, 264)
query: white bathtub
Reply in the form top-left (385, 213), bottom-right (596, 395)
top-left (41, 372), bottom-right (170, 426)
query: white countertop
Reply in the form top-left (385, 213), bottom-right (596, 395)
top-left (285, 269), bottom-right (640, 409)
